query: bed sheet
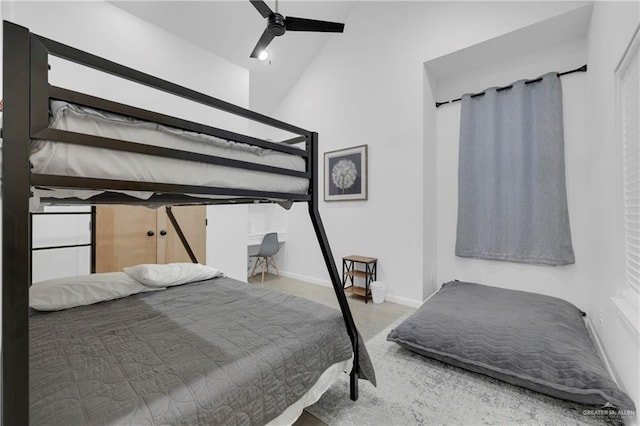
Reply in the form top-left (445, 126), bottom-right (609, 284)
top-left (30, 276), bottom-right (354, 425)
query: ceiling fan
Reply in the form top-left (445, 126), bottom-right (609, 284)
top-left (249, 0), bottom-right (345, 58)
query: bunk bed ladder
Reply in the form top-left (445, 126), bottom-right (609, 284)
top-left (307, 132), bottom-right (361, 401)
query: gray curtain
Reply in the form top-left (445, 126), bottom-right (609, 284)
top-left (456, 73), bottom-right (575, 265)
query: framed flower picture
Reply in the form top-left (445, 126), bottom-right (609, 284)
top-left (324, 144), bottom-right (368, 201)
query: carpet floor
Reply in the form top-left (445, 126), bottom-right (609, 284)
top-left (306, 315), bottom-right (625, 425)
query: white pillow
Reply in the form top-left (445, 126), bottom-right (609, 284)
top-left (30, 272), bottom-right (163, 311)
top-left (123, 263), bottom-right (223, 288)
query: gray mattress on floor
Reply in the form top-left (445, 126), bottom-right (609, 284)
top-left (387, 281), bottom-right (635, 412)
top-left (29, 276), bottom-right (359, 425)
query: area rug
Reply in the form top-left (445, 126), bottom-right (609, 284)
top-left (306, 315), bottom-right (626, 425)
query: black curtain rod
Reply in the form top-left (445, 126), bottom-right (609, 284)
top-left (435, 64), bottom-right (587, 108)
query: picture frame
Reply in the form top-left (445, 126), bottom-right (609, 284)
top-left (324, 144), bottom-right (368, 201)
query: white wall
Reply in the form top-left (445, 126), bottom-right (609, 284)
top-left (584, 1), bottom-right (640, 408)
top-left (247, 203), bottom-right (286, 277)
top-left (207, 205), bottom-right (248, 282)
top-left (272, 1), bottom-right (588, 306)
top-left (2, 1), bottom-right (249, 129)
top-left (422, 67), bottom-right (438, 300)
top-left (1, 1), bottom-right (251, 281)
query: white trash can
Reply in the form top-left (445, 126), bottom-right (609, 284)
top-left (370, 281), bottom-right (387, 304)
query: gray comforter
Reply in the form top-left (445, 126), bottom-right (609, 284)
top-left (30, 277), bottom-right (370, 425)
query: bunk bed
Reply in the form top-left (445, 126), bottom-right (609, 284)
top-left (2, 21), bottom-right (375, 425)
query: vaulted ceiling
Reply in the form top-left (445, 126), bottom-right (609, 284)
top-left (110, 1), bottom-right (357, 113)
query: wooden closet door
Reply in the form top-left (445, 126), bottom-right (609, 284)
top-left (95, 205), bottom-right (207, 272)
top-left (95, 206), bottom-right (158, 272)
top-left (157, 206), bottom-right (206, 264)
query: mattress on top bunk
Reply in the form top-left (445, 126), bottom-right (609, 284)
top-left (28, 100), bottom-right (308, 202)
top-left (30, 276), bottom-right (354, 426)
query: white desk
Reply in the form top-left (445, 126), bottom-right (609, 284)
top-left (247, 232), bottom-right (287, 246)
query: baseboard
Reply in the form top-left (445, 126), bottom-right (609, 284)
top-left (280, 270), bottom-right (332, 287)
top-left (584, 317), bottom-right (619, 387)
top-left (384, 294), bottom-right (423, 308)
top-left (585, 320), bottom-right (640, 425)
top-left (280, 270), bottom-right (424, 308)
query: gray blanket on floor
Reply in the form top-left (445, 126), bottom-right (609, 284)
top-left (30, 277), bottom-right (373, 425)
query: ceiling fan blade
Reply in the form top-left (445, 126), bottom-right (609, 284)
top-left (250, 27), bottom-right (276, 58)
top-left (250, 0), bottom-right (273, 18)
top-left (285, 16), bottom-right (345, 33)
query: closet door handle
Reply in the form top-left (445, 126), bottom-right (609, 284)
top-left (160, 230), bottom-right (167, 236)
top-left (147, 230), bottom-right (155, 237)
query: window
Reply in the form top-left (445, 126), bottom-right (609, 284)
top-left (613, 23), bottom-right (640, 334)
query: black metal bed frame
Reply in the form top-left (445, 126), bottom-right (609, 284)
top-left (30, 208), bottom-right (96, 283)
top-left (2, 21), bottom-right (364, 425)
top-left (29, 206), bottom-right (197, 279)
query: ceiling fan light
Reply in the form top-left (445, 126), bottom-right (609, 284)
top-left (258, 50), bottom-right (269, 61)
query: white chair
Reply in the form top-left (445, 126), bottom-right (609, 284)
top-left (249, 232), bottom-right (280, 284)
